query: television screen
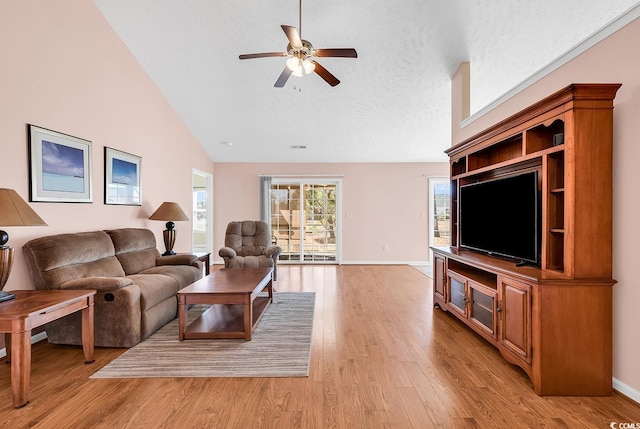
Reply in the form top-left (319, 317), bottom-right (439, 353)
top-left (459, 171), bottom-right (540, 264)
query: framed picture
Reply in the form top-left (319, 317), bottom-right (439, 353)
top-left (104, 147), bottom-right (142, 205)
top-left (28, 125), bottom-right (93, 203)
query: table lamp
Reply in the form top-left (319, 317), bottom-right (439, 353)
top-left (0, 188), bottom-right (47, 290)
top-left (149, 201), bottom-right (189, 256)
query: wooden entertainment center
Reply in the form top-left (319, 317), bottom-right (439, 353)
top-left (431, 83), bottom-right (620, 396)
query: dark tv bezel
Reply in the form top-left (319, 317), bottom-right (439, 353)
top-left (459, 171), bottom-right (541, 265)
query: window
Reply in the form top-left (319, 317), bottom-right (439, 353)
top-left (429, 177), bottom-right (451, 258)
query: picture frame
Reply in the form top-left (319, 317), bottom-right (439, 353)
top-left (28, 124), bottom-right (93, 203)
top-left (104, 147), bottom-right (142, 206)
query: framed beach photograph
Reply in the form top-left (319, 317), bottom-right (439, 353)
top-left (104, 147), bottom-right (141, 205)
top-left (28, 125), bottom-right (93, 203)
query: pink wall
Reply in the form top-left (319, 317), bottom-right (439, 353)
top-left (0, 1), bottom-right (214, 290)
top-left (214, 163), bottom-right (449, 264)
top-left (452, 17), bottom-right (640, 398)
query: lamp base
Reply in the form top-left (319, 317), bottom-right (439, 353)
top-left (162, 228), bottom-right (176, 256)
top-left (0, 246), bottom-right (15, 291)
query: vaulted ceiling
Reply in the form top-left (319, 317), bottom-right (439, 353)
top-left (94, 0), bottom-right (640, 163)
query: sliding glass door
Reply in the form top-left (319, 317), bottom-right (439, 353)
top-left (270, 179), bottom-right (340, 263)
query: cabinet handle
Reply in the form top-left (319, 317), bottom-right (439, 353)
top-left (496, 306), bottom-right (502, 313)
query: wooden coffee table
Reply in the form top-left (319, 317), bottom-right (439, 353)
top-left (0, 289), bottom-right (95, 408)
top-left (177, 268), bottom-right (273, 341)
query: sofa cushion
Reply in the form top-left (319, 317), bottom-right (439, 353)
top-left (126, 273), bottom-right (179, 311)
top-left (106, 228), bottom-right (160, 275)
top-left (22, 231), bottom-right (125, 290)
top-left (226, 255), bottom-right (274, 269)
top-left (140, 265), bottom-right (202, 289)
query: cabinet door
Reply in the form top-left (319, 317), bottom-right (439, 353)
top-left (433, 255), bottom-right (447, 305)
top-left (500, 277), bottom-right (532, 363)
top-left (447, 271), bottom-right (467, 317)
top-left (469, 281), bottom-right (498, 339)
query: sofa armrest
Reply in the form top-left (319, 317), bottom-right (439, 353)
top-left (264, 245), bottom-right (282, 258)
top-left (60, 277), bottom-right (133, 291)
top-left (156, 254), bottom-right (198, 267)
top-left (219, 247), bottom-right (237, 258)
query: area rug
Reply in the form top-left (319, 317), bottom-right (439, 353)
top-left (91, 292), bottom-right (315, 378)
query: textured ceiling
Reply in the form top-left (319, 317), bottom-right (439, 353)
top-left (93, 0), bottom-right (640, 163)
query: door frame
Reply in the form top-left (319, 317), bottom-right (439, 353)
top-left (428, 176), bottom-right (450, 261)
top-left (192, 169), bottom-right (213, 253)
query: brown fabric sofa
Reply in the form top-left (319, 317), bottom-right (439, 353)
top-left (22, 228), bottom-right (203, 348)
top-left (218, 220), bottom-right (281, 280)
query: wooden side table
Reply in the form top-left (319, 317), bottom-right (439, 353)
top-left (194, 252), bottom-right (211, 276)
top-left (0, 289), bottom-right (96, 408)
top-left (172, 252), bottom-right (211, 276)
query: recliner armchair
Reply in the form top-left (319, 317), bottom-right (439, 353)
top-left (218, 220), bottom-right (282, 280)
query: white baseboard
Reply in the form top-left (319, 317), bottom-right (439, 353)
top-left (216, 260), bottom-right (431, 266)
top-left (0, 331), bottom-right (48, 358)
top-left (613, 377), bottom-right (640, 404)
top-left (341, 260), bottom-right (429, 265)
top-left (214, 260), bottom-right (432, 266)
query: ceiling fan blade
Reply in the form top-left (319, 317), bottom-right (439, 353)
top-left (312, 61), bottom-right (340, 87)
top-left (239, 52), bottom-right (288, 60)
top-left (274, 66), bottom-right (293, 88)
top-left (281, 25), bottom-right (303, 48)
top-left (315, 48), bottom-right (358, 58)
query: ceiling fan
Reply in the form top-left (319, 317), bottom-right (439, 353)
top-left (239, 0), bottom-right (358, 88)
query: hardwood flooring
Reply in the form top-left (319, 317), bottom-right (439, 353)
top-left (1, 265), bottom-right (639, 428)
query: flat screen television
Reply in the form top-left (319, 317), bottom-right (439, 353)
top-left (459, 171), bottom-right (540, 265)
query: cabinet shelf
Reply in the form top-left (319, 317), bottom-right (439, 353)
top-left (467, 134), bottom-right (522, 171)
top-left (448, 260), bottom-right (497, 290)
top-left (451, 158), bottom-right (467, 176)
top-left (450, 145), bottom-right (565, 180)
top-left (525, 118), bottom-right (564, 154)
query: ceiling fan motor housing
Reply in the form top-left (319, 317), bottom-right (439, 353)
top-left (288, 40), bottom-right (314, 60)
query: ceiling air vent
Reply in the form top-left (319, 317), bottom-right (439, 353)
top-left (290, 145), bottom-right (307, 149)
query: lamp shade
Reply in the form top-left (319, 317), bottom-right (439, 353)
top-left (148, 202), bottom-right (189, 222)
top-left (0, 188), bottom-right (47, 227)
top-left (0, 188), bottom-right (46, 290)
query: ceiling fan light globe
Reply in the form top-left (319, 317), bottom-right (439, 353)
top-left (291, 67), bottom-right (303, 77)
top-left (302, 59), bottom-right (316, 74)
top-left (286, 57), bottom-right (301, 71)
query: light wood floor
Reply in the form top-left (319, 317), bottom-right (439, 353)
top-left (1, 265), bottom-right (639, 428)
